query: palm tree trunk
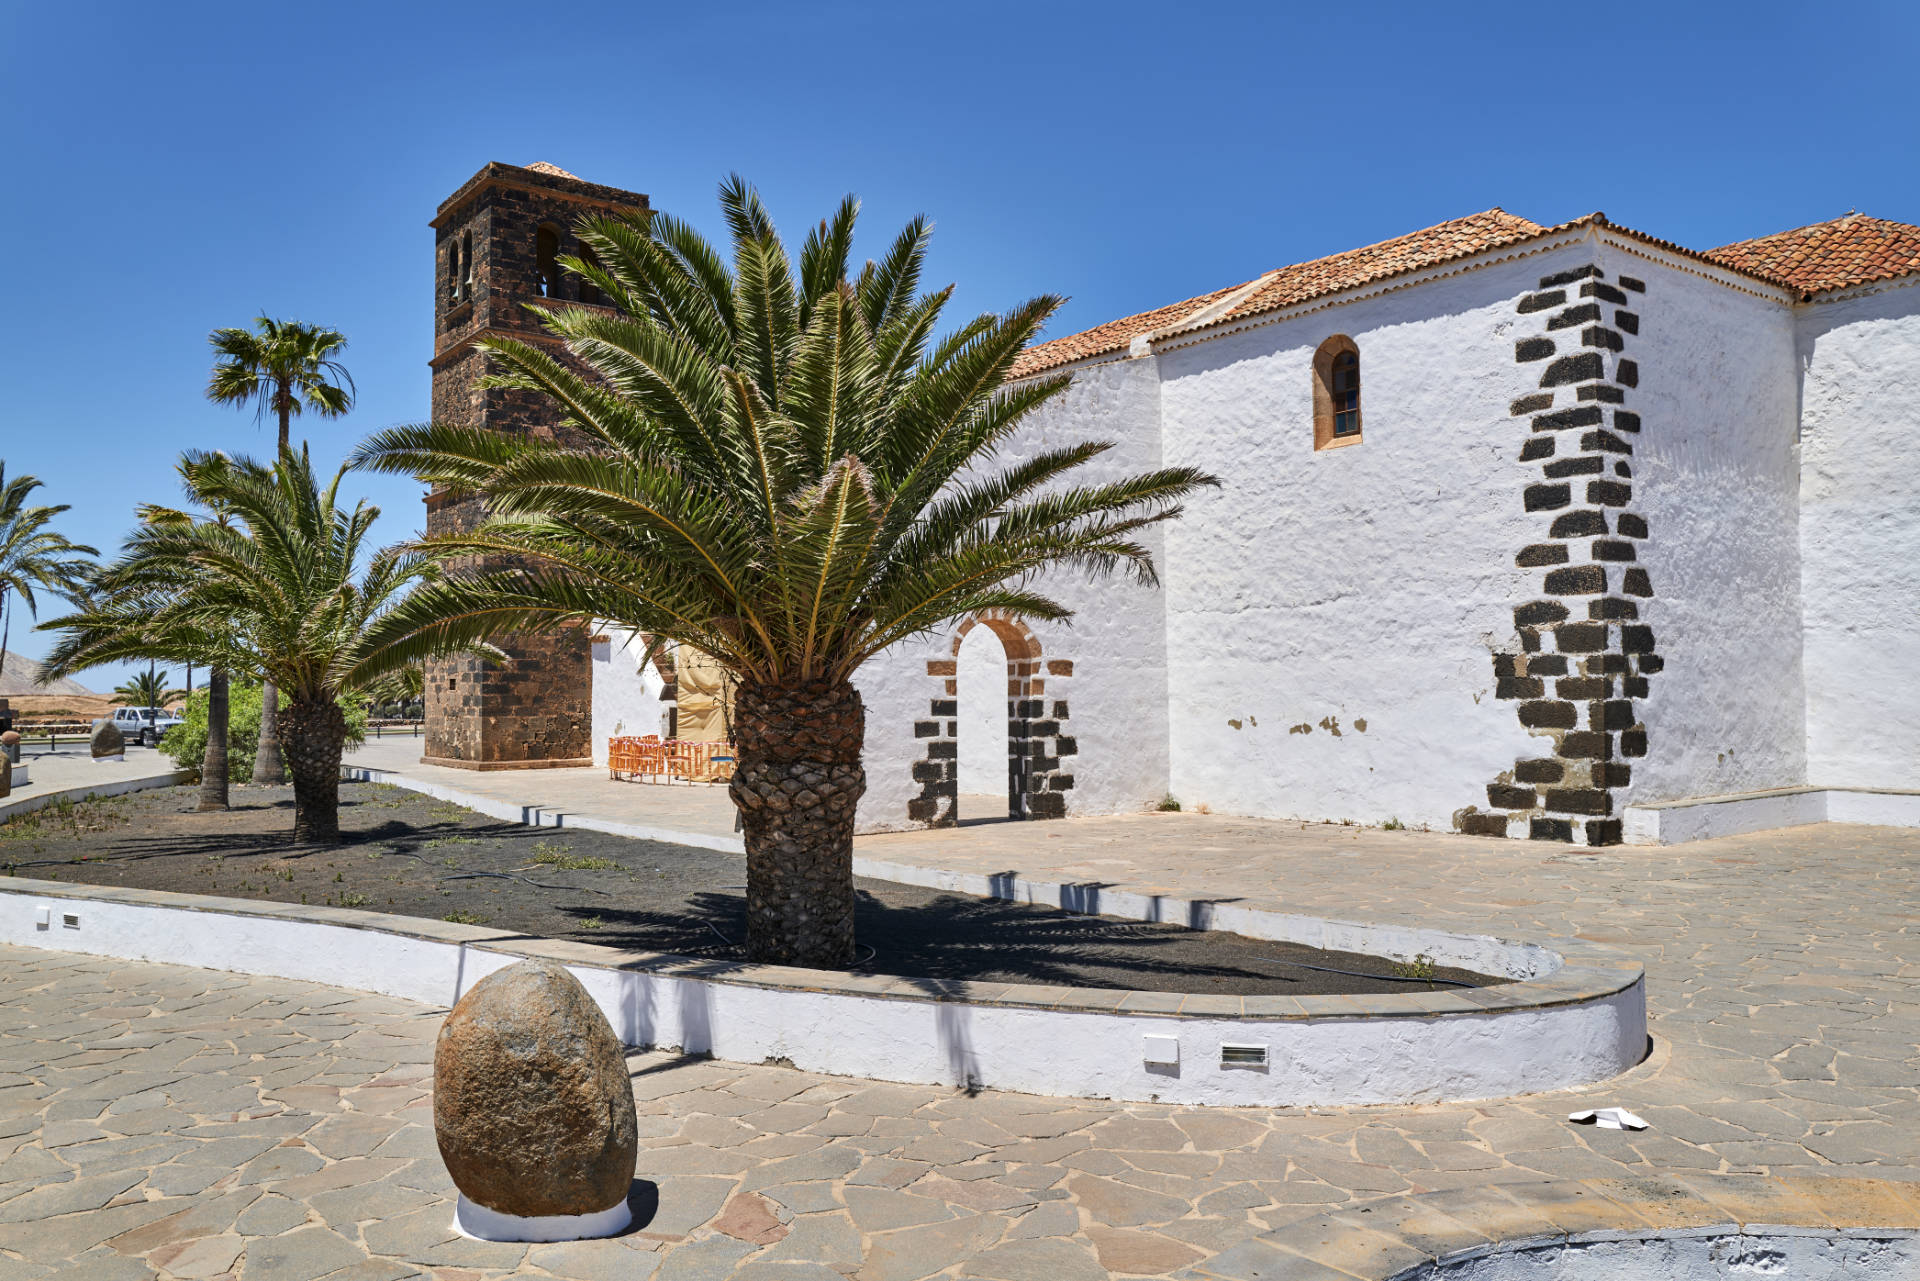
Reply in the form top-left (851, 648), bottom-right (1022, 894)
top-left (256, 407), bottom-right (292, 786)
top-left (282, 695), bottom-right (347, 843)
top-left (729, 679), bottom-right (866, 968)
top-left (197, 667), bottom-right (230, 811)
top-left (253, 683), bottom-right (285, 783)
top-left (0, 588), bottom-right (10, 692)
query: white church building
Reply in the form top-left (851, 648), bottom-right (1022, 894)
top-left (595, 207), bottom-right (1920, 846)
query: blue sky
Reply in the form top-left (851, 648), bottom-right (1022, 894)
top-left (2, 1), bottom-right (1916, 687)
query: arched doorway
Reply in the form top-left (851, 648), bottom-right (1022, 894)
top-left (907, 610), bottom-right (1075, 827)
top-left (957, 622), bottom-right (1012, 821)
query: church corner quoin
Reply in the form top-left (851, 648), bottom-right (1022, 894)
top-left (1459, 265), bottom-right (1660, 846)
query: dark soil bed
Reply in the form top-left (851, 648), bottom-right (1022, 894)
top-left (2, 783), bottom-right (1506, 996)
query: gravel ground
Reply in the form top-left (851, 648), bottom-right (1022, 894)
top-left (0, 782), bottom-right (1501, 994)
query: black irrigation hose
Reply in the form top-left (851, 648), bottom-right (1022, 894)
top-left (439, 870), bottom-right (611, 896)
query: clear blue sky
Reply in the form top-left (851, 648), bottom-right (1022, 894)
top-left (2, 1), bottom-right (1915, 688)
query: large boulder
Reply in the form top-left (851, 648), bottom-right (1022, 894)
top-left (434, 959), bottom-right (637, 1220)
top-left (90, 718), bottom-right (124, 760)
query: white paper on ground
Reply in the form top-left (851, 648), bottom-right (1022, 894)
top-left (1568, 1106), bottom-right (1648, 1131)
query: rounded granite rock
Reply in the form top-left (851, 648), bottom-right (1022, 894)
top-left (433, 959), bottom-right (638, 1218)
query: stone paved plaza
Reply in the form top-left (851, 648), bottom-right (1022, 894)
top-left (1, 813), bottom-right (1917, 1278)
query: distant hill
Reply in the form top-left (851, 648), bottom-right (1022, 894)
top-left (0, 653), bottom-right (98, 698)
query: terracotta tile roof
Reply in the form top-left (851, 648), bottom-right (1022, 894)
top-left (1705, 214), bottom-right (1920, 297)
top-left (525, 161), bottom-right (581, 179)
top-left (1213, 208), bottom-right (1548, 327)
top-left (1009, 280), bottom-right (1252, 379)
top-left (1012, 209), bottom-right (1548, 378)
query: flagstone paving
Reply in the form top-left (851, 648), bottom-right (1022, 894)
top-left (0, 817), bottom-right (1916, 1278)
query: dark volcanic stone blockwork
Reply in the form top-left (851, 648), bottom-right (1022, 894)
top-left (424, 163), bottom-right (650, 769)
top-left (1467, 264), bottom-right (1662, 847)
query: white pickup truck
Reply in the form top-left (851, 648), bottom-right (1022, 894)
top-left (111, 705), bottom-right (184, 748)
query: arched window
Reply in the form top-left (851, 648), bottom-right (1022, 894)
top-left (1312, 335), bottom-right (1363, 450)
top-left (536, 227), bottom-right (560, 298)
top-left (576, 242), bottom-right (603, 306)
top-left (447, 236), bottom-right (462, 303)
top-left (459, 231), bottom-right (474, 300)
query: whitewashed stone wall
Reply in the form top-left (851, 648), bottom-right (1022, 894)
top-left (590, 627), bottom-right (667, 768)
top-left (853, 356), bottom-right (1171, 832)
top-left (579, 232), bottom-right (1919, 842)
top-left (1620, 252), bottom-right (1802, 803)
top-left (1153, 249), bottom-right (1609, 831)
top-left (1797, 282), bottom-right (1920, 789)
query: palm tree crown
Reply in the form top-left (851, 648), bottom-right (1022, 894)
top-left (206, 317), bottom-right (356, 452)
top-left (351, 178), bottom-right (1216, 967)
top-left (113, 670), bottom-right (186, 707)
top-left (40, 449), bottom-right (432, 841)
top-left (0, 464), bottom-right (97, 690)
top-left (353, 178), bottom-right (1214, 685)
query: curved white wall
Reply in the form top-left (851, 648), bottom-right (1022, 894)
top-left (1395, 1231), bottom-right (1920, 1281)
top-left (1, 880), bottom-right (1646, 1109)
top-left (1797, 281), bottom-right (1920, 790)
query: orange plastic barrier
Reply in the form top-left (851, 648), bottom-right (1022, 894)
top-left (608, 736), bottom-right (735, 784)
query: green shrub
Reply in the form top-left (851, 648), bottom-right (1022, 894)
top-left (164, 683), bottom-right (366, 782)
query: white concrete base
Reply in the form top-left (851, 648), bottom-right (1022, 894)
top-left (1623, 786), bottom-right (1920, 844)
top-left (452, 1193), bottom-right (631, 1243)
top-left (0, 878), bottom-right (1645, 1108)
top-left (92, 754), bottom-right (125, 764)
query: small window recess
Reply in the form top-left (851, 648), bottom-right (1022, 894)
top-left (536, 226), bottom-right (561, 299)
top-left (1312, 335), bottom-right (1363, 451)
top-left (576, 242), bottom-right (604, 306)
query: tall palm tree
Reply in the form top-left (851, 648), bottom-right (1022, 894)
top-left (352, 178), bottom-right (1217, 968)
top-left (205, 317), bottom-right (356, 786)
top-left (0, 466), bottom-right (96, 692)
top-left (41, 448), bottom-right (433, 841)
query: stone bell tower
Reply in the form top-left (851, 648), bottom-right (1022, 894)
top-left (422, 161), bottom-right (650, 768)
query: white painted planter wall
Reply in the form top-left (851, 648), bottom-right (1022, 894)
top-left (0, 880), bottom-right (1645, 1109)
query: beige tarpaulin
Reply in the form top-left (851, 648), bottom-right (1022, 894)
top-left (673, 646), bottom-right (735, 743)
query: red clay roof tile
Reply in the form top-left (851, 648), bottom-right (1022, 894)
top-left (1706, 214), bottom-right (1920, 297)
top-left (1011, 208), bottom-right (1920, 380)
top-left (1012, 209), bottom-right (1547, 378)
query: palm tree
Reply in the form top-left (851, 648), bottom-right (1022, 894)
top-left (0, 466), bottom-right (96, 691)
top-left (41, 448), bottom-right (434, 841)
top-left (206, 317), bottom-right (357, 787)
top-left (352, 178), bottom-right (1216, 968)
top-left (112, 669), bottom-right (186, 707)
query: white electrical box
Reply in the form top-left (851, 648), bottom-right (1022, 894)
top-left (1142, 1034), bottom-right (1179, 1067)
top-left (34, 904), bottom-right (50, 929)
